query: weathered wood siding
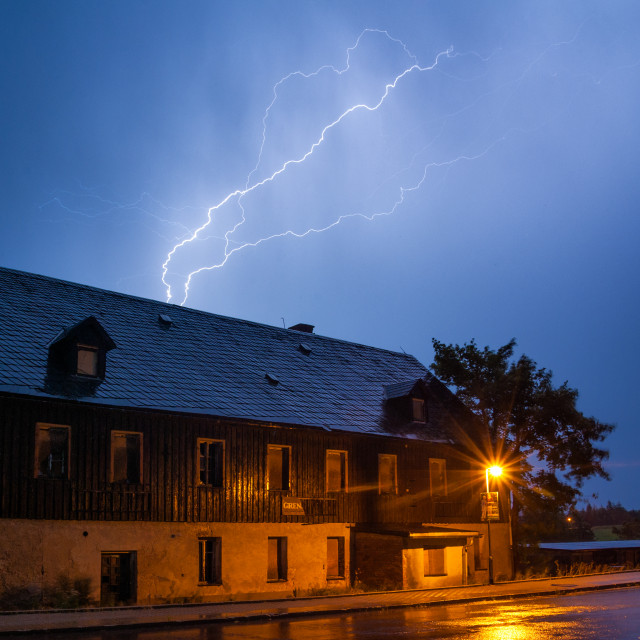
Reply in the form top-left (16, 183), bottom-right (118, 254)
top-left (0, 395), bottom-right (477, 524)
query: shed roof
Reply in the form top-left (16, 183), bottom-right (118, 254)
top-left (539, 541), bottom-right (640, 551)
top-left (0, 267), bottom-right (469, 439)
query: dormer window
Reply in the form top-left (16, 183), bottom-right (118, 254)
top-left (48, 316), bottom-right (116, 382)
top-left (412, 398), bottom-right (426, 422)
top-left (77, 344), bottom-right (99, 377)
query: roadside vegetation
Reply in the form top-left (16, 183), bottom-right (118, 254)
top-left (0, 575), bottom-right (93, 612)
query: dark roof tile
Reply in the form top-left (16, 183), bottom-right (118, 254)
top-left (0, 267), bottom-right (465, 440)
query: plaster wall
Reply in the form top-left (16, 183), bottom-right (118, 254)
top-left (433, 522), bottom-right (513, 583)
top-left (402, 543), bottom-right (464, 589)
top-left (0, 519), bottom-right (350, 604)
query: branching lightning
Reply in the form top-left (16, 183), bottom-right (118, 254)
top-left (161, 30), bottom-right (469, 305)
top-left (45, 28), bottom-right (587, 306)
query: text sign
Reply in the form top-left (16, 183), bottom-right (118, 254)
top-left (282, 497), bottom-right (305, 516)
top-left (481, 491), bottom-right (500, 521)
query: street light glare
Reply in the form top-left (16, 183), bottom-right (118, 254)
top-left (488, 466), bottom-right (502, 477)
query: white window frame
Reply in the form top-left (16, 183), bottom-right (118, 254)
top-left (34, 423), bottom-right (70, 479)
top-left (429, 457), bottom-right (447, 497)
top-left (267, 445), bottom-right (291, 491)
top-left (197, 438), bottom-right (225, 487)
top-left (326, 449), bottom-right (348, 493)
top-left (378, 453), bottom-right (398, 495)
top-left (110, 430), bottom-right (143, 484)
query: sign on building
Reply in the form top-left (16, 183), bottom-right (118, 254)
top-left (282, 497), bottom-right (305, 516)
top-left (481, 491), bottom-right (500, 521)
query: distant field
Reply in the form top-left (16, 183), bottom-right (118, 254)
top-left (591, 525), bottom-right (621, 541)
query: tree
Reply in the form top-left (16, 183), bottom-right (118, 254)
top-left (430, 338), bottom-right (614, 568)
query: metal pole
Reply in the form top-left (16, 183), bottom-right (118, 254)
top-left (486, 468), bottom-right (494, 585)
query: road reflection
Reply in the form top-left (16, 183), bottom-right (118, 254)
top-left (36, 588), bottom-right (640, 640)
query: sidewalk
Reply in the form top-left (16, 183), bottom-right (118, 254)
top-left (2, 571), bottom-right (640, 635)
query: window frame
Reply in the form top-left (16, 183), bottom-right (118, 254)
top-left (412, 397), bottom-right (426, 422)
top-left (198, 537), bottom-right (222, 585)
top-left (76, 343), bottom-right (99, 377)
top-left (424, 546), bottom-right (447, 576)
top-left (197, 438), bottom-right (225, 487)
top-left (325, 449), bottom-right (348, 493)
top-left (110, 430), bottom-right (143, 484)
top-left (34, 423), bottom-right (70, 479)
top-left (326, 536), bottom-right (345, 579)
top-left (429, 457), bottom-right (448, 497)
top-left (267, 444), bottom-right (291, 491)
top-left (267, 536), bottom-right (288, 582)
top-left (378, 453), bottom-right (398, 495)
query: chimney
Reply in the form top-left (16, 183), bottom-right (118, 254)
top-left (288, 323), bottom-right (314, 334)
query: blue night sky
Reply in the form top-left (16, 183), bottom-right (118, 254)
top-left (2, 2), bottom-right (639, 507)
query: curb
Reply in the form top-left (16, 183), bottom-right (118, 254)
top-left (2, 577), bottom-right (640, 636)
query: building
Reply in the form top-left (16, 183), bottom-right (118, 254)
top-left (538, 541), bottom-right (640, 569)
top-left (0, 267), bottom-right (512, 605)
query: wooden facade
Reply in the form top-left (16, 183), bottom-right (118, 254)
top-left (0, 267), bottom-right (513, 602)
top-left (1, 394), bottom-right (479, 527)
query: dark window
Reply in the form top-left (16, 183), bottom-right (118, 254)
top-left (77, 344), bottom-right (99, 376)
top-left (267, 445), bottom-right (290, 491)
top-left (326, 450), bottom-right (347, 492)
top-left (378, 454), bottom-right (397, 494)
top-left (424, 547), bottom-right (446, 576)
top-left (412, 398), bottom-right (426, 422)
top-left (198, 439), bottom-right (224, 486)
top-left (199, 538), bottom-right (222, 585)
top-left (34, 423), bottom-right (69, 478)
top-left (111, 431), bottom-right (142, 483)
top-left (429, 458), bottom-right (447, 497)
top-left (327, 537), bottom-right (345, 579)
top-left (267, 537), bottom-right (287, 581)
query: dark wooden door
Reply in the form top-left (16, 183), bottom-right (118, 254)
top-left (100, 552), bottom-right (136, 605)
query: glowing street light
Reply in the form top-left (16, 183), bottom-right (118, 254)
top-left (486, 465), bottom-right (502, 492)
top-left (484, 465), bottom-right (502, 585)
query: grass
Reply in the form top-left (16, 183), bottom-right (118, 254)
top-left (591, 525), bottom-right (622, 541)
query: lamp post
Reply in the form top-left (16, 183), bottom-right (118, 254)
top-left (485, 466), bottom-right (502, 585)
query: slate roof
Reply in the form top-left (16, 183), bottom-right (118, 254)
top-left (0, 267), bottom-right (463, 439)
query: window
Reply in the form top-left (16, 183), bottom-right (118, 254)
top-left (267, 445), bottom-right (290, 491)
top-left (378, 454), bottom-right (397, 494)
top-left (429, 458), bottom-right (447, 497)
top-left (326, 450), bottom-right (347, 492)
top-left (111, 431), bottom-right (142, 483)
top-left (34, 423), bottom-right (69, 478)
top-left (412, 398), bottom-right (426, 422)
top-left (199, 538), bottom-right (222, 585)
top-left (267, 537), bottom-right (287, 581)
top-left (77, 344), bottom-right (99, 376)
top-left (327, 537), bottom-right (345, 579)
top-left (424, 547), bottom-right (446, 576)
top-left (198, 439), bottom-right (224, 486)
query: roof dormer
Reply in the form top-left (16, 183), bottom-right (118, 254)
top-left (48, 316), bottom-right (116, 380)
top-left (383, 379), bottom-right (428, 425)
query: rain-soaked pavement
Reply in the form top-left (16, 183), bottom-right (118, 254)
top-left (21, 587), bottom-right (640, 640)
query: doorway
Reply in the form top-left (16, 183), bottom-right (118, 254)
top-left (100, 551), bottom-right (136, 606)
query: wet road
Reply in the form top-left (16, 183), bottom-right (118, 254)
top-left (26, 587), bottom-right (640, 640)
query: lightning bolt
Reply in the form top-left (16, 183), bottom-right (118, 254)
top-left (162, 30), bottom-right (461, 305)
top-left (40, 185), bottom-right (196, 242)
top-left (159, 27), bottom-right (594, 305)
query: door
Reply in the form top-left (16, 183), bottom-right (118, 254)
top-left (100, 552), bottom-right (136, 605)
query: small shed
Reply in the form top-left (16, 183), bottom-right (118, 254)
top-left (538, 540), bottom-right (640, 569)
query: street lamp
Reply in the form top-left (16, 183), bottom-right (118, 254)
top-left (485, 466), bottom-right (502, 585)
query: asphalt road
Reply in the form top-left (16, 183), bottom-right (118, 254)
top-left (23, 587), bottom-right (640, 640)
